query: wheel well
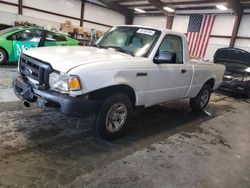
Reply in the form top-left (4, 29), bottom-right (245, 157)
top-left (204, 78), bottom-right (215, 90)
top-left (0, 47), bottom-right (8, 61)
top-left (88, 85), bottom-right (136, 105)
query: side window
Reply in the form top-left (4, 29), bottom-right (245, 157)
top-left (158, 35), bottom-right (183, 64)
top-left (46, 31), bottom-right (67, 42)
top-left (14, 29), bottom-right (42, 42)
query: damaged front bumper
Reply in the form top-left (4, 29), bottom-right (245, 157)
top-left (13, 74), bottom-right (100, 117)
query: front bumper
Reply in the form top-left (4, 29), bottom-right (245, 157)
top-left (219, 80), bottom-right (247, 94)
top-left (13, 74), bottom-right (100, 117)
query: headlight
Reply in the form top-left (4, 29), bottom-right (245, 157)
top-left (49, 72), bottom-right (81, 93)
top-left (243, 76), bottom-right (250, 82)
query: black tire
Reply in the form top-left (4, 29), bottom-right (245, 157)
top-left (0, 48), bottom-right (7, 64)
top-left (244, 83), bottom-right (250, 98)
top-left (90, 93), bottom-right (132, 141)
top-left (190, 84), bottom-right (212, 112)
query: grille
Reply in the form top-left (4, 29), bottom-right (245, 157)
top-left (19, 54), bottom-right (53, 89)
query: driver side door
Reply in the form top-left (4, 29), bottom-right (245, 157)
top-left (147, 34), bottom-right (193, 106)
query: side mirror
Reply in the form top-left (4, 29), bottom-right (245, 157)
top-left (154, 51), bottom-right (176, 64)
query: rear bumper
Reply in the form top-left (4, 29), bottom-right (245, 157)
top-left (13, 74), bottom-right (100, 117)
top-left (219, 80), bottom-right (247, 94)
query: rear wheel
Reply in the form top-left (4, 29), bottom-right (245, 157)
top-left (87, 93), bottom-right (132, 141)
top-left (244, 83), bottom-right (250, 98)
top-left (190, 84), bottom-right (212, 112)
top-left (0, 49), bottom-right (7, 64)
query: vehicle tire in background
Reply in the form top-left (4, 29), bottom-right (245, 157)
top-left (0, 49), bottom-right (7, 64)
top-left (91, 93), bottom-right (132, 141)
top-left (244, 82), bottom-right (250, 98)
top-left (190, 84), bottom-right (212, 112)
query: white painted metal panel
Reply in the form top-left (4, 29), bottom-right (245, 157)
top-left (204, 37), bottom-right (230, 61)
top-left (84, 3), bottom-right (125, 26)
top-left (23, 8), bottom-right (80, 26)
top-left (23, 0), bottom-right (81, 18)
top-left (235, 39), bottom-right (250, 52)
top-left (211, 15), bottom-right (235, 36)
top-left (133, 16), bottom-right (166, 29)
top-left (0, 11), bottom-right (17, 25)
top-left (237, 15), bottom-right (250, 37)
top-left (172, 15), bottom-right (189, 33)
top-left (0, 4), bottom-right (18, 14)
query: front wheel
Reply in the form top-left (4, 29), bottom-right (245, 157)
top-left (190, 84), bottom-right (212, 112)
top-left (0, 49), bottom-right (7, 64)
top-left (93, 93), bottom-right (132, 141)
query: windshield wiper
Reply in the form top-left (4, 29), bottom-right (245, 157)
top-left (106, 46), bottom-right (134, 57)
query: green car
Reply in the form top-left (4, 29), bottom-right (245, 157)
top-left (0, 26), bottom-right (79, 64)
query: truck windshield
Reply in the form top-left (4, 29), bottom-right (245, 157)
top-left (96, 26), bottom-right (161, 57)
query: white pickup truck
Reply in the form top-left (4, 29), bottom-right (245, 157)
top-left (13, 25), bottom-right (225, 140)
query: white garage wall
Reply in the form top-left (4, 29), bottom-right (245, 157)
top-left (84, 3), bottom-right (125, 27)
top-left (22, 8), bottom-right (80, 26)
top-left (235, 15), bottom-right (250, 52)
top-left (235, 39), bottom-right (250, 52)
top-left (203, 15), bottom-right (235, 60)
top-left (172, 15), bottom-right (189, 33)
top-left (0, 11), bottom-right (17, 25)
top-left (23, 0), bottom-right (82, 18)
top-left (0, 4), bottom-right (18, 14)
top-left (0, 0), bottom-right (124, 31)
top-left (211, 15), bottom-right (235, 36)
top-left (237, 15), bottom-right (250, 37)
top-left (133, 16), bottom-right (166, 29)
top-left (204, 37), bottom-right (230, 60)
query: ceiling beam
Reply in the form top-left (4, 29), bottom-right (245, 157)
top-left (148, 0), bottom-right (168, 15)
top-left (98, 0), bottom-right (134, 16)
top-left (119, 0), bottom-right (145, 2)
top-left (227, 0), bottom-right (243, 15)
top-left (125, 4), bottom-right (152, 8)
top-left (134, 12), bottom-right (165, 17)
top-left (164, 0), bottom-right (226, 6)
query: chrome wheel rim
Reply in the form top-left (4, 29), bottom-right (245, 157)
top-left (106, 103), bottom-right (127, 133)
top-left (0, 52), bottom-right (3, 62)
top-left (200, 90), bottom-right (209, 108)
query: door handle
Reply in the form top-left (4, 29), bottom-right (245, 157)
top-left (181, 69), bottom-right (187, 74)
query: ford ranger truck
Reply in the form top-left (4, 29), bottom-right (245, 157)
top-left (13, 25), bottom-right (225, 140)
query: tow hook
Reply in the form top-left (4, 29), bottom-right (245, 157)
top-left (23, 101), bottom-right (30, 107)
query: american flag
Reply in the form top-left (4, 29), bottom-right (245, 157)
top-left (187, 14), bottom-right (216, 58)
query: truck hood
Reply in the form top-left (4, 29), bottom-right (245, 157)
top-left (23, 46), bottom-right (134, 72)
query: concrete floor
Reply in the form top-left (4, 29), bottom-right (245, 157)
top-left (0, 66), bottom-right (249, 187)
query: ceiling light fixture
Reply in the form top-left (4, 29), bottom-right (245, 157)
top-left (134, 8), bottom-right (146, 13)
top-left (163, 6), bottom-right (175, 12)
top-left (216, 4), bottom-right (228, 10)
